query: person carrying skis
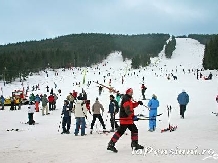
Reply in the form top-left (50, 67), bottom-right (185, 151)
top-left (107, 88), bottom-right (144, 153)
top-left (147, 94), bottom-right (159, 132)
top-left (177, 89), bottom-right (189, 119)
top-left (108, 95), bottom-right (120, 132)
top-left (61, 100), bottom-right (72, 134)
top-left (90, 97), bottom-right (106, 134)
top-left (73, 96), bottom-right (88, 136)
top-left (141, 84), bottom-right (147, 100)
top-left (28, 101), bottom-right (36, 125)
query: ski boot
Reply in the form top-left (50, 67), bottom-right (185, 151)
top-left (65, 130), bottom-right (70, 134)
top-left (131, 140), bottom-right (144, 151)
top-left (107, 140), bottom-right (118, 153)
top-left (90, 129), bottom-right (93, 134)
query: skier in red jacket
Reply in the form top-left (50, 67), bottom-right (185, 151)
top-left (48, 94), bottom-right (54, 111)
top-left (107, 88), bottom-right (144, 153)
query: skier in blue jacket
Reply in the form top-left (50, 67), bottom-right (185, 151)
top-left (147, 94), bottom-right (159, 132)
top-left (177, 89), bottom-right (189, 119)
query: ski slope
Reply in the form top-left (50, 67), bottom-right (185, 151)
top-left (0, 38), bottom-right (218, 163)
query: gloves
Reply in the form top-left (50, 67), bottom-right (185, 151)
top-left (138, 101), bottom-right (143, 105)
top-left (133, 115), bottom-right (139, 121)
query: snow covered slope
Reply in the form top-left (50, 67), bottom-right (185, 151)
top-left (0, 38), bottom-right (218, 163)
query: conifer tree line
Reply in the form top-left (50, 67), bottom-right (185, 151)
top-left (0, 33), bottom-right (169, 82)
top-left (203, 35), bottom-right (218, 69)
top-left (165, 36), bottom-right (176, 58)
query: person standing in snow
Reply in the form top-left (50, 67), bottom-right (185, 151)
top-left (72, 90), bottom-right (77, 99)
top-left (116, 91), bottom-right (121, 104)
top-left (108, 95), bottom-right (120, 132)
top-left (73, 96), bottom-right (88, 136)
top-left (46, 86), bottom-right (49, 93)
top-left (67, 93), bottom-right (74, 107)
top-left (61, 100), bottom-right (72, 134)
top-left (28, 101), bottom-right (36, 125)
top-left (41, 94), bottom-right (49, 116)
top-left (35, 94), bottom-right (41, 112)
top-left (48, 93), bottom-right (54, 111)
top-left (107, 88), bottom-right (144, 152)
top-left (147, 94), bottom-right (159, 132)
top-left (177, 89), bottom-right (189, 119)
top-left (99, 86), bottom-right (103, 96)
top-left (141, 84), bottom-right (147, 100)
top-left (53, 93), bottom-right (58, 110)
top-left (0, 95), bottom-right (5, 110)
top-left (90, 97), bottom-right (106, 134)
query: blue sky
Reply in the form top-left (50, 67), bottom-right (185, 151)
top-left (0, 0), bottom-right (218, 44)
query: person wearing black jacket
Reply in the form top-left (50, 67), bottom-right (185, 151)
top-left (61, 100), bottom-right (72, 134)
top-left (108, 95), bottom-right (119, 132)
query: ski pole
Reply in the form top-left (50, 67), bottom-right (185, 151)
top-left (58, 115), bottom-right (63, 133)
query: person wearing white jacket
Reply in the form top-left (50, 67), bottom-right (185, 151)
top-left (73, 95), bottom-right (88, 136)
top-left (28, 101), bottom-right (36, 125)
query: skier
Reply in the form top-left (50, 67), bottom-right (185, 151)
top-left (0, 95), bottom-right (5, 110)
top-left (83, 91), bottom-right (87, 100)
top-left (50, 88), bottom-right (54, 95)
top-left (147, 94), bottom-right (159, 132)
top-left (53, 93), bottom-right (58, 110)
top-left (90, 97), bottom-right (106, 134)
top-left (48, 93), bottom-right (54, 111)
top-left (35, 94), bottom-right (41, 112)
top-left (46, 86), bottom-right (49, 93)
top-left (29, 93), bottom-right (35, 103)
top-left (141, 84), bottom-right (147, 100)
top-left (41, 94), bottom-right (49, 116)
top-left (32, 86), bottom-right (35, 91)
top-left (54, 82), bottom-right (57, 89)
top-left (116, 91), bottom-right (121, 104)
top-left (61, 100), bottom-right (72, 134)
top-left (107, 88), bottom-right (144, 152)
top-left (99, 86), bottom-right (103, 96)
top-left (73, 96), bottom-right (88, 136)
top-left (28, 101), bottom-right (35, 125)
top-left (177, 89), bottom-right (189, 119)
top-left (67, 93), bottom-right (74, 107)
top-left (10, 96), bottom-right (16, 110)
top-left (72, 90), bottom-right (77, 99)
top-left (108, 95), bottom-right (120, 132)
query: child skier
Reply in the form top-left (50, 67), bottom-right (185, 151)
top-left (28, 101), bottom-right (36, 125)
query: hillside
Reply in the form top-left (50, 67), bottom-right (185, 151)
top-left (1, 38), bottom-right (218, 163)
top-left (0, 33), bottom-right (169, 82)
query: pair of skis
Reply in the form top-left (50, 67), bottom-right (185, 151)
top-left (212, 112), bottom-right (218, 116)
top-left (161, 105), bottom-right (177, 133)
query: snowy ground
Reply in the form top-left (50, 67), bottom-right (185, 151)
top-left (1, 38), bottom-right (218, 163)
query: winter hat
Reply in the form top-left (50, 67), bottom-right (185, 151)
top-left (126, 88), bottom-right (133, 94)
top-left (110, 95), bottom-right (115, 99)
top-left (152, 94), bottom-right (157, 99)
top-left (64, 100), bottom-right (69, 105)
top-left (96, 97), bottom-right (99, 100)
